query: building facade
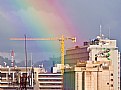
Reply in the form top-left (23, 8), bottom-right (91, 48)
top-left (38, 73), bottom-right (63, 90)
top-left (64, 61), bottom-right (114, 90)
top-left (88, 36), bottom-right (120, 90)
top-left (65, 45), bottom-right (89, 66)
top-left (64, 35), bottom-right (120, 90)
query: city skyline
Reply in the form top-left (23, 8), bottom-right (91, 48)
top-left (0, 0), bottom-right (121, 62)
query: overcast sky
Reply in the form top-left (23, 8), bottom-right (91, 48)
top-left (0, 0), bottom-right (121, 62)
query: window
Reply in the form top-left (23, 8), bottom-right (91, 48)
top-left (111, 79), bottom-right (113, 81)
top-left (111, 73), bottom-right (113, 76)
top-left (107, 83), bottom-right (109, 85)
top-left (111, 84), bottom-right (113, 87)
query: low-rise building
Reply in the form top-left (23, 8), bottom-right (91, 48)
top-left (0, 66), bottom-right (63, 90)
top-left (0, 66), bottom-right (38, 90)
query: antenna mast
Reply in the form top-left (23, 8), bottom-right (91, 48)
top-left (25, 34), bottom-right (27, 90)
top-left (100, 24), bottom-right (102, 37)
top-left (108, 27), bottom-right (110, 39)
top-left (31, 53), bottom-right (32, 67)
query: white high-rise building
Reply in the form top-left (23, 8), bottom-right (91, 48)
top-left (88, 35), bottom-right (120, 90)
top-left (64, 35), bottom-right (120, 90)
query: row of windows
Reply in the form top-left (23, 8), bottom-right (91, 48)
top-left (40, 87), bottom-right (62, 89)
top-left (38, 75), bottom-right (62, 77)
top-left (39, 80), bottom-right (62, 81)
top-left (40, 83), bottom-right (62, 85)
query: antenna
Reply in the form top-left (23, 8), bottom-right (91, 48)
top-left (100, 24), bottom-right (102, 37)
top-left (11, 50), bottom-right (15, 67)
top-left (31, 53), bottom-right (32, 67)
top-left (53, 61), bottom-right (55, 67)
top-left (24, 34), bottom-right (27, 90)
top-left (108, 27), bottom-right (110, 39)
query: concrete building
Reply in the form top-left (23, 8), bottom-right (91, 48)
top-left (64, 60), bottom-right (114, 90)
top-left (0, 66), bottom-right (41, 90)
top-left (0, 66), bottom-right (63, 90)
top-left (64, 35), bottom-right (120, 90)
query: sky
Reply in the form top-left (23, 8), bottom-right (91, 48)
top-left (0, 0), bottom-right (121, 62)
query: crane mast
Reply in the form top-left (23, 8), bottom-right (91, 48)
top-left (60, 35), bottom-right (65, 74)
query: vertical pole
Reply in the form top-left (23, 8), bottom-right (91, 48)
top-left (61, 35), bottom-right (64, 90)
top-left (32, 72), bottom-right (33, 87)
top-left (108, 27), bottom-right (110, 39)
top-left (11, 50), bottom-right (14, 67)
top-left (100, 25), bottom-right (102, 37)
top-left (31, 53), bottom-right (32, 67)
top-left (13, 72), bottom-right (14, 82)
top-left (61, 35), bottom-right (64, 75)
top-left (25, 34), bottom-right (27, 90)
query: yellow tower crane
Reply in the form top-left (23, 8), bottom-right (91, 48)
top-left (10, 35), bottom-right (76, 74)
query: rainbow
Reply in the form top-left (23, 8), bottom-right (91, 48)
top-left (0, 0), bottom-right (78, 52)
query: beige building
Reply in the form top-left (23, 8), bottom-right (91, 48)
top-left (64, 60), bottom-right (114, 90)
top-left (88, 36), bottom-right (120, 90)
top-left (64, 35), bottom-right (120, 90)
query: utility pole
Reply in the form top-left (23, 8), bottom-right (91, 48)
top-left (25, 34), bottom-right (28, 90)
top-left (31, 53), bottom-right (33, 67)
